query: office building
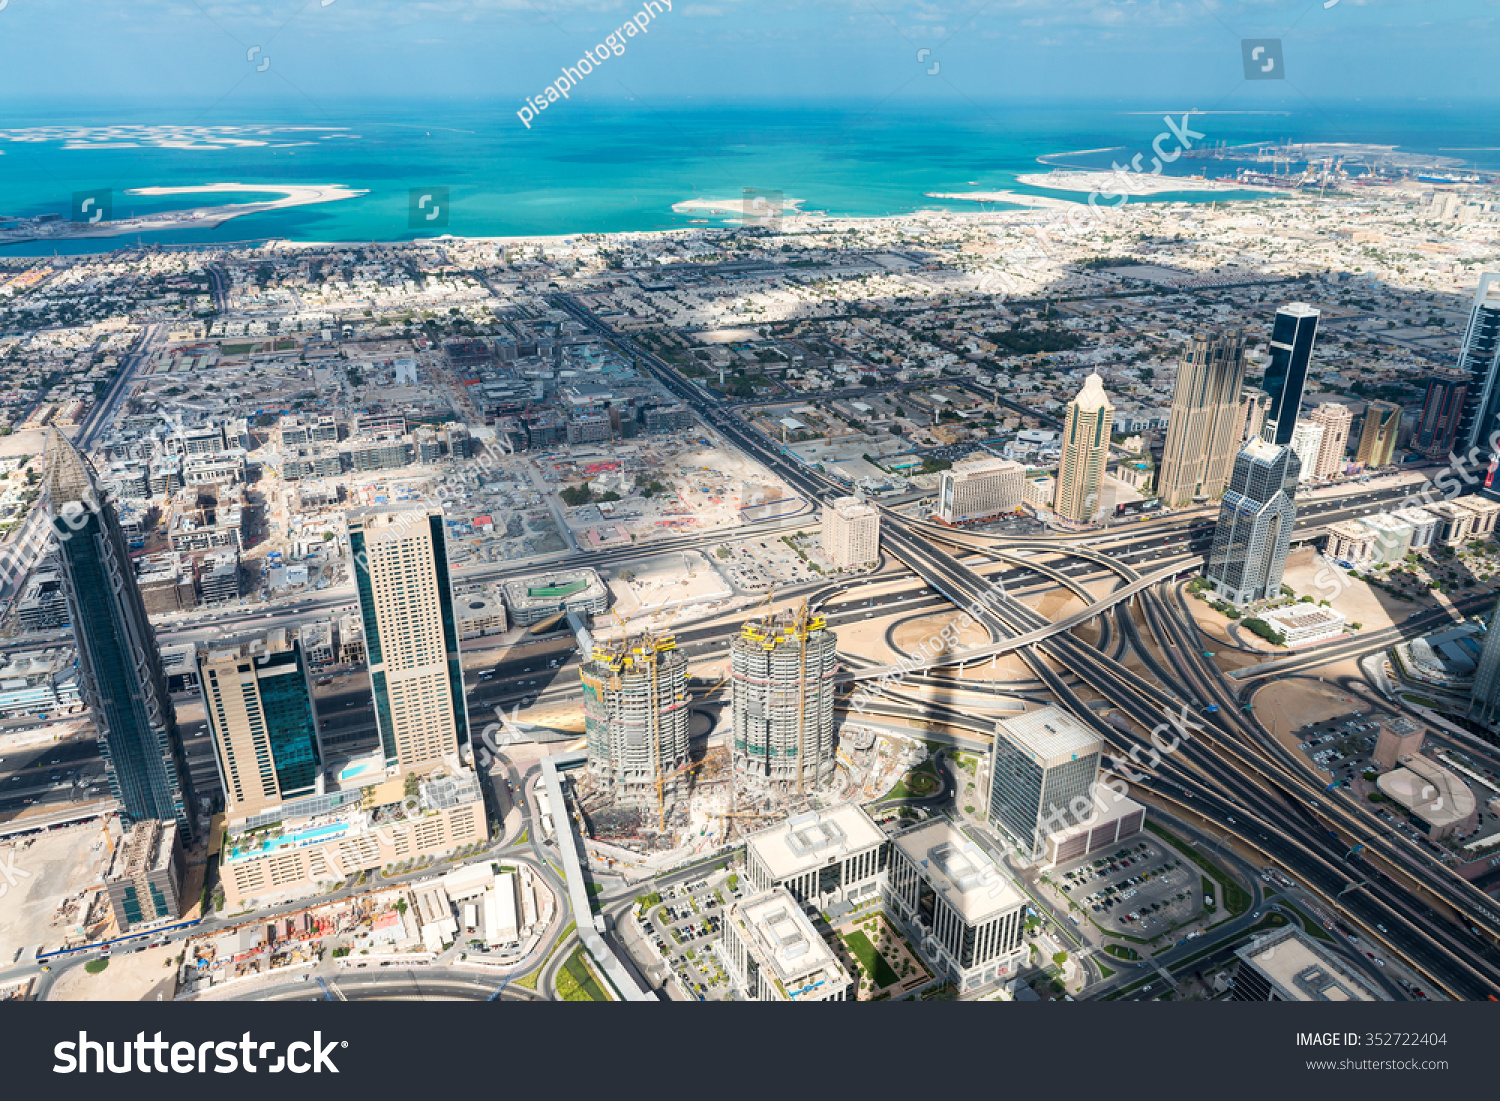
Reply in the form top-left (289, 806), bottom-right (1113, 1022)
top-left (821, 496), bottom-right (881, 569)
top-left (1356, 400), bottom-right (1402, 468)
top-left (1054, 372), bottom-right (1114, 523)
top-left (1241, 390), bottom-right (1272, 444)
top-left (1157, 330), bottom-right (1248, 506)
top-left (1454, 495), bottom-right (1500, 538)
top-left (44, 431), bottom-right (197, 840)
top-left (1232, 927), bottom-right (1384, 1001)
top-left (103, 818), bottom-right (185, 931)
top-left (989, 706), bottom-right (1103, 859)
top-left (199, 630), bottom-right (324, 823)
top-left (1452, 273), bottom-right (1500, 487)
top-left (501, 568), bottom-right (608, 626)
top-left (1205, 439), bottom-right (1300, 606)
top-left (1289, 420), bottom-right (1325, 485)
top-left (743, 803), bottom-right (888, 911)
top-left (730, 605), bottom-right (838, 790)
top-left (884, 818), bottom-right (1028, 993)
top-left (1261, 303), bottom-right (1320, 446)
top-left (721, 889), bottom-right (854, 1002)
top-left (580, 632), bottom-right (691, 811)
top-left (1373, 717), bottom-right (1425, 771)
top-left (1323, 519), bottom-right (1378, 565)
top-left (936, 455), bottom-right (1026, 523)
top-left (1307, 403), bottom-right (1352, 479)
top-left (1044, 794), bottom-right (1147, 867)
top-left (348, 505), bottom-right (469, 773)
top-left (1415, 369), bottom-right (1469, 461)
top-left (1468, 597), bottom-right (1500, 733)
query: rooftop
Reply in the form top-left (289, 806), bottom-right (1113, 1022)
top-left (1235, 926), bottom-right (1384, 1001)
top-left (894, 819), bottom-right (1025, 924)
top-left (1377, 755), bottom-right (1476, 828)
top-left (996, 705), bottom-right (1102, 768)
top-left (745, 802), bottom-right (886, 881)
top-left (731, 889), bottom-right (851, 999)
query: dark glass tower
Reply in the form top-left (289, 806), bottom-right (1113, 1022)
top-left (1260, 303), bottom-right (1320, 446)
top-left (1451, 274), bottom-right (1500, 492)
top-left (44, 432), bottom-right (196, 840)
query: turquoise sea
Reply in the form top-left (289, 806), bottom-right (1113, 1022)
top-left (1, 101), bottom-right (1498, 254)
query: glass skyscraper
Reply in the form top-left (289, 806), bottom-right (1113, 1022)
top-left (1451, 274), bottom-right (1500, 491)
top-left (1205, 438), bottom-right (1300, 606)
top-left (348, 505), bottom-right (469, 773)
top-left (199, 631), bottom-right (323, 822)
top-left (44, 431), bottom-right (196, 840)
top-left (988, 707), bottom-right (1102, 860)
top-left (1261, 303), bottom-right (1320, 447)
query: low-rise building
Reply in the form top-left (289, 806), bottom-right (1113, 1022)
top-left (721, 888), bottom-right (854, 1002)
top-left (1376, 754), bottom-right (1478, 840)
top-left (457, 591), bottom-right (509, 639)
top-left (1258, 604), bottom-right (1347, 647)
top-left (1323, 519), bottom-right (1376, 565)
top-left (743, 803), bottom-right (888, 913)
top-left (501, 568), bottom-right (608, 626)
top-left (1043, 794), bottom-right (1147, 867)
top-left (1455, 496), bottom-right (1500, 539)
top-left (1232, 926), bottom-right (1385, 1001)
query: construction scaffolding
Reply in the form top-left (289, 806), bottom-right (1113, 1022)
top-left (729, 602), bottom-right (838, 793)
top-left (578, 631), bottom-right (692, 824)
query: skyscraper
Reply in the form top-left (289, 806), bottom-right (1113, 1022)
top-left (1205, 438), bottom-right (1300, 605)
top-left (731, 605), bottom-right (837, 791)
top-left (1289, 420), bottom-right (1325, 486)
top-left (988, 706), bottom-right (1102, 860)
top-left (1452, 273), bottom-right (1500, 482)
top-left (1356, 400), bottom-right (1402, 468)
top-left (580, 632), bottom-right (691, 812)
top-left (1157, 331), bottom-right (1248, 507)
top-left (1308, 403), bottom-right (1353, 479)
top-left (199, 630), bottom-right (323, 822)
top-left (1468, 597), bottom-right (1500, 733)
top-left (43, 431), bottom-right (197, 839)
top-left (1415, 369), bottom-right (1470, 461)
top-left (821, 496), bottom-right (881, 568)
top-left (1261, 303), bottom-right (1320, 446)
top-left (348, 505), bottom-right (469, 774)
top-left (1054, 372), bottom-right (1113, 523)
top-left (1241, 390), bottom-right (1272, 444)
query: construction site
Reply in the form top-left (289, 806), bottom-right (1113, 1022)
top-left (568, 603), bottom-right (854, 860)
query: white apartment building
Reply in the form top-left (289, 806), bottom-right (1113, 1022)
top-left (821, 496), bottom-right (881, 569)
top-left (937, 455), bottom-right (1026, 523)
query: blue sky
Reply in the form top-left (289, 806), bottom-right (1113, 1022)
top-left (0, 0), bottom-right (1493, 110)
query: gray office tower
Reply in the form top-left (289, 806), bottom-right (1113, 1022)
top-left (988, 707), bottom-right (1102, 860)
top-left (1205, 438), bottom-right (1300, 606)
top-left (43, 431), bottom-right (197, 840)
top-left (1261, 303), bottom-right (1320, 446)
top-left (1451, 274), bottom-right (1500, 491)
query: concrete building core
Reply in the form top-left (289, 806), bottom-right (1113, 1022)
top-left (580, 632), bottom-right (691, 813)
top-left (730, 606), bottom-right (838, 791)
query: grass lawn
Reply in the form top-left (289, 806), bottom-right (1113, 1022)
top-left (1103, 943), bottom-right (1140, 961)
top-left (1148, 820), bottom-right (1250, 916)
top-left (842, 929), bottom-right (901, 988)
top-left (84, 959), bottom-right (109, 975)
top-left (1097, 962), bottom-right (1116, 979)
top-left (556, 946), bottom-right (609, 1002)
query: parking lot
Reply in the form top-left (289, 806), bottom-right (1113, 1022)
top-left (1057, 840), bottom-right (1201, 935)
top-left (1295, 715), bottom-right (1380, 787)
top-left (717, 536), bottom-right (822, 592)
top-left (639, 872), bottom-right (749, 1001)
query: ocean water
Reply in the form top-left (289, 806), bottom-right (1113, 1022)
top-left (1, 100), bottom-right (1497, 253)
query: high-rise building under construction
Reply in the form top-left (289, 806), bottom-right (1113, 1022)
top-left (730, 607), bottom-right (838, 790)
top-left (580, 632), bottom-right (691, 810)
